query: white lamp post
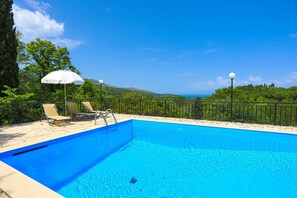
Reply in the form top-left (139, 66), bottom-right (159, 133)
top-left (99, 80), bottom-right (103, 99)
top-left (229, 72), bottom-right (235, 121)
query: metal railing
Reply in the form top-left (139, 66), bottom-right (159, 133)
top-left (1, 99), bottom-right (297, 126)
top-left (99, 99), bottom-right (297, 126)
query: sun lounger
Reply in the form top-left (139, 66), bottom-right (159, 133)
top-left (82, 102), bottom-right (117, 125)
top-left (81, 101), bottom-right (113, 115)
top-left (66, 102), bottom-right (97, 121)
top-left (43, 104), bottom-right (71, 126)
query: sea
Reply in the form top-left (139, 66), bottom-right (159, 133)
top-left (179, 94), bottom-right (211, 99)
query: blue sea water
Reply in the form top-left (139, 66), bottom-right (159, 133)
top-left (179, 94), bottom-right (210, 98)
top-left (2, 120), bottom-right (297, 197)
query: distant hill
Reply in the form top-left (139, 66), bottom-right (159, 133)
top-left (87, 79), bottom-right (177, 98)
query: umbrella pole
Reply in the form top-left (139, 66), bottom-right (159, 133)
top-left (64, 84), bottom-right (67, 116)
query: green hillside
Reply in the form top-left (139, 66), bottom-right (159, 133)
top-left (88, 79), bottom-right (177, 99)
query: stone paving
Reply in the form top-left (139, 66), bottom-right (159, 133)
top-left (0, 189), bottom-right (10, 198)
top-left (1, 113), bottom-right (297, 152)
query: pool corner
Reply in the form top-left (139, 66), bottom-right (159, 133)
top-left (0, 161), bottom-right (63, 198)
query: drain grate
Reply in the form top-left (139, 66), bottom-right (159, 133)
top-left (129, 177), bottom-right (137, 184)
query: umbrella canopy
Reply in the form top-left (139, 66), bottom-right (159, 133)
top-left (41, 70), bottom-right (84, 115)
top-left (41, 70), bottom-right (84, 85)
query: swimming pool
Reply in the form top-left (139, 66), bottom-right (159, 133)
top-left (1, 120), bottom-right (297, 197)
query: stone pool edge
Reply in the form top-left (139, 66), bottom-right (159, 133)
top-left (0, 161), bottom-right (62, 198)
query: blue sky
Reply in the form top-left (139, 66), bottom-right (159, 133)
top-left (13, 0), bottom-right (297, 94)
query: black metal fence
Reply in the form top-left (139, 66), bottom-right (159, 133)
top-left (1, 99), bottom-right (297, 126)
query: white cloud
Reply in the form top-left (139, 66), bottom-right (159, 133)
top-left (148, 58), bottom-right (159, 62)
top-left (191, 74), bottom-right (264, 92)
top-left (24, 0), bottom-right (50, 14)
top-left (191, 72), bottom-right (297, 93)
top-left (274, 72), bottom-right (297, 86)
top-left (191, 81), bottom-right (216, 91)
top-left (202, 40), bottom-right (219, 54)
top-left (288, 72), bottom-right (297, 80)
top-left (177, 51), bottom-right (193, 58)
top-left (216, 76), bottom-right (229, 86)
top-left (148, 57), bottom-right (170, 66)
top-left (52, 38), bottom-right (83, 49)
top-left (13, 5), bottom-right (64, 42)
top-left (191, 76), bottom-right (230, 92)
top-left (13, 4), bottom-right (82, 49)
top-left (207, 40), bottom-right (214, 47)
top-left (241, 80), bottom-right (250, 85)
top-left (248, 75), bottom-right (261, 82)
top-left (203, 48), bottom-right (218, 54)
top-left (289, 33), bottom-right (297, 39)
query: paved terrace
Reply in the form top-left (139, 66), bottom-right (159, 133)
top-left (1, 113), bottom-right (297, 151)
top-left (1, 114), bottom-right (297, 198)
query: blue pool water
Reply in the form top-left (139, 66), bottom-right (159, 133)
top-left (1, 120), bottom-right (297, 197)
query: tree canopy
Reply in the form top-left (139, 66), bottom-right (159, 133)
top-left (18, 38), bottom-right (80, 100)
top-left (207, 84), bottom-right (297, 103)
top-left (0, 0), bottom-right (19, 96)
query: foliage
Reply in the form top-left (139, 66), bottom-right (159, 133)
top-left (207, 84), bottom-right (297, 103)
top-left (18, 38), bottom-right (80, 101)
top-left (0, 0), bottom-right (19, 96)
top-left (0, 85), bottom-right (36, 125)
top-left (74, 79), bottom-right (102, 99)
top-left (16, 31), bottom-right (27, 65)
top-left (0, 85), bottom-right (34, 102)
top-left (122, 92), bottom-right (153, 100)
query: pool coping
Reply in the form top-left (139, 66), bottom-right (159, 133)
top-left (0, 161), bottom-right (63, 198)
top-left (0, 120), bottom-right (118, 153)
top-left (2, 117), bottom-right (296, 154)
top-left (1, 116), bottom-right (297, 197)
top-left (2, 114), bottom-right (297, 152)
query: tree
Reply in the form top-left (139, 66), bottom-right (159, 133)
top-left (0, 85), bottom-right (34, 102)
top-left (207, 83), bottom-right (297, 103)
top-left (122, 92), bottom-right (153, 99)
top-left (74, 79), bottom-right (101, 99)
top-left (269, 83), bottom-right (275, 88)
top-left (16, 31), bottom-right (27, 65)
top-left (0, 0), bottom-right (19, 96)
top-left (19, 38), bottom-right (80, 100)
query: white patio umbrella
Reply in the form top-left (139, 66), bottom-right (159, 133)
top-left (41, 70), bottom-right (84, 115)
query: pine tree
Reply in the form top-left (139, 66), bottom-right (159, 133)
top-left (0, 0), bottom-right (19, 96)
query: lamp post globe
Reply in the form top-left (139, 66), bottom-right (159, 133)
top-left (229, 72), bottom-right (235, 79)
